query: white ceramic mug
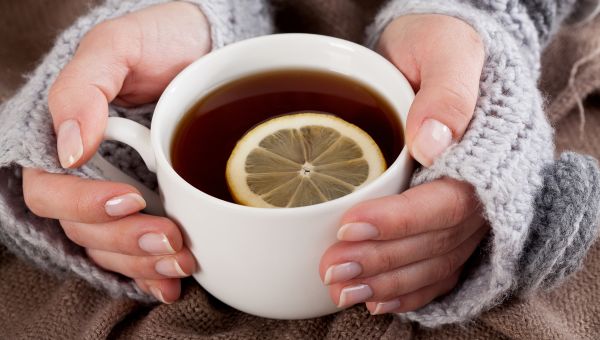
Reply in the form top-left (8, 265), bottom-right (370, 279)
top-left (100, 33), bottom-right (414, 319)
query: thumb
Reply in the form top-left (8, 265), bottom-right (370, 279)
top-left (48, 22), bottom-right (132, 168)
top-left (404, 43), bottom-right (484, 167)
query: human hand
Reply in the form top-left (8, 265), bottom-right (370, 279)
top-left (25, 2), bottom-right (211, 302)
top-left (319, 15), bottom-right (487, 314)
top-left (320, 179), bottom-right (487, 314)
top-left (377, 14), bottom-right (484, 167)
top-left (22, 168), bottom-right (197, 303)
top-left (49, 1), bottom-right (211, 168)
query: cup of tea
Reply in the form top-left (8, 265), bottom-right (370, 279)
top-left (100, 33), bottom-right (414, 319)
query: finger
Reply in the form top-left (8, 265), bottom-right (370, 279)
top-left (338, 178), bottom-right (479, 241)
top-left (366, 269), bottom-right (461, 315)
top-left (135, 278), bottom-right (181, 304)
top-left (321, 213), bottom-right (484, 285)
top-left (329, 225), bottom-right (487, 307)
top-left (60, 213), bottom-right (183, 256)
top-left (23, 168), bottom-right (145, 223)
top-left (380, 15), bottom-right (484, 167)
top-left (48, 19), bottom-right (135, 168)
top-left (49, 2), bottom-right (211, 169)
top-left (86, 248), bottom-right (196, 280)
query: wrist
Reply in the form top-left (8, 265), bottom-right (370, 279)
top-left (170, 1), bottom-right (212, 54)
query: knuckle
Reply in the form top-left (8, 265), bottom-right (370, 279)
top-left (447, 182), bottom-right (471, 224)
top-left (370, 243), bottom-right (396, 273)
top-left (74, 181), bottom-right (112, 222)
top-left (61, 221), bottom-right (84, 245)
top-left (111, 227), bottom-right (134, 254)
top-left (464, 27), bottom-right (484, 58)
top-left (436, 271), bottom-right (462, 300)
top-left (110, 255), bottom-right (146, 279)
top-left (22, 172), bottom-right (59, 219)
top-left (447, 270), bottom-right (462, 289)
top-left (401, 289), bottom-right (434, 313)
top-left (48, 78), bottom-right (85, 110)
top-left (438, 82), bottom-right (475, 124)
top-left (131, 257), bottom-right (151, 278)
top-left (431, 229), bottom-right (458, 255)
top-left (22, 186), bottom-right (44, 216)
top-left (438, 252), bottom-right (461, 281)
top-left (74, 186), bottom-right (93, 222)
top-left (447, 16), bottom-right (484, 59)
top-left (386, 194), bottom-right (414, 238)
top-left (385, 270), bottom-right (408, 298)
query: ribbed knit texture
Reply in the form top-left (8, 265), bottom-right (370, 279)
top-left (365, 0), bottom-right (600, 327)
top-left (519, 153), bottom-right (600, 293)
top-left (0, 0), bottom-right (273, 302)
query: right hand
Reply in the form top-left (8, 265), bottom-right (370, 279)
top-left (23, 2), bottom-right (212, 303)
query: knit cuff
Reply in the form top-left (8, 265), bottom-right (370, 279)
top-left (366, 0), bottom-right (555, 327)
top-left (517, 152), bottom-right (600, 294)
top-left (189, 0), bottom-right (273, 49)
top-left (0, 0), bottom-right (273, 302)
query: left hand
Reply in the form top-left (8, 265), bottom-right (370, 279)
top-left (319, 14), bottom-right (488, 314)
top-left (320, 179), bottom-right (487, 314)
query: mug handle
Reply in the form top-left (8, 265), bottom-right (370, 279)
top-left (87, 117), bottom-right (165, 216)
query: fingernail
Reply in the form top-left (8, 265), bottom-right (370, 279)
top-left (372, 299), bottom-right (401, 315)
top-left (155, 257), bottom-right (188, 277)
top-left (337, 223), bottom-right (379, 241)
top-left (324, 262), bottom-right (362, 285)
top-left (138, 233), bottom-right (175, 255)
top-left (338, 284), bottom-right (373, 308)
top-left (411, 118), bottom-right (452, 167)
top-left (105, 193), bottom-right (146, 217)
top-left (57, 119), bottom-right (83, 168)
top-left (150, 286), bottom-right (172, 304)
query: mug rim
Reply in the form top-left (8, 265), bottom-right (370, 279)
top-left (151, 33), bottom-right (414, 213)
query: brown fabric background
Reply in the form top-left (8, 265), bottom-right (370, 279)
top-left (1, 1), bottom-right (600, 339)
top-left (0, 0), bottom-right (102, 102)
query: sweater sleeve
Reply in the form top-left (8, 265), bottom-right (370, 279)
top-left (365, 0), bottom-right (600, 328)
top-left (0, 0), bottom-right (273, 302)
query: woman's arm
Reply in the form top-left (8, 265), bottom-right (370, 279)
top-left (0, 0), bottom-right (274, 302)
top-left (362, 0), bottom-right (600, 327)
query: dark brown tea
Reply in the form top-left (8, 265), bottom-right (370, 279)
top-left (171, 69), bottom-right (403, 202)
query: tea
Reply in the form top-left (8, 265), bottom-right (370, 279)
top-left (171, 69), bottom-right (404, 203)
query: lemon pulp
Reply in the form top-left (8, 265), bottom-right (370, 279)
top-left (226, 113), bottom-right (386, 208)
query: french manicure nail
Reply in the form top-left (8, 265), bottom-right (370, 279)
top-left (138, 233), bottom-right (175, 255)
top-left (338, 284), bottom-right (373, 308)
top-left (57, 119), bottom-right (84, 168)
top-left (411, 118), bottom-right (452, 167)
top-left (337, 223), bottom-right (379, 241)
top-left (372, 299), bottom-right (401, 315)
top-left (150, 286), bottom-right (171, 304)
top-left (155, 257), bottom-right (188, 277)
top-left (105, 193), bottom-right (146, 217)
top-left (324, 262), bottom-right (362, 285)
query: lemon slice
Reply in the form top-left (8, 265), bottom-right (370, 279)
top-left (226, 113), bottom-right (386, 208)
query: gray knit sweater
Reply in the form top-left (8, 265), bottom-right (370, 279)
top-left (0, 0), bottom-right (599, 328)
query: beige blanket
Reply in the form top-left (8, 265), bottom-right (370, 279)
top-left (1, 1), bottom-right (599, 338)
